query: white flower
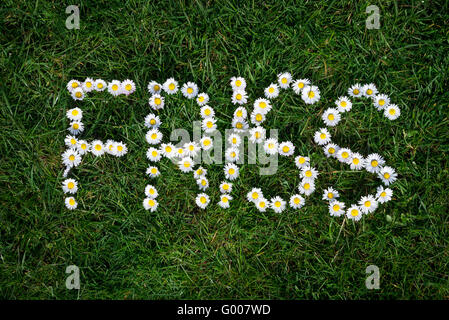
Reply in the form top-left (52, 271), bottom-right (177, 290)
top-left (298, 179), bottom-right (315, 196)
top-left (161, 143), bottom-right (176, 158)
top-left (144, 113), bottom-right (161, 128)
top-left (278, 141), bottom-right (295, 156)
top-left (146, 165), bottom-right (160, 178)
top-left (301, 85), bottom-right (320, 104)
top-left (329, 200), bottom-right (345, 217)
top-left (224, 163), bottom-right (239, 180)
top-left (250, 110), bottom-right (266, 125)
top-left (143, 198), bottom-right (158, 212)
top-left (195, 193), bottom-right (210, 209)
top-left (365, 153), bottom-right (385, 173)
top-left (247, 188), bottom-right (263, 203)
top-left (253, 98), bottom-right (272, 114)
top-left (232, 90), bottom-right (248, 105)
top-left (121, 79), bottom-right (136, 95)
top-left (105, 140), bottom-right (116, 155)
top-left (65, 135), bottom-right (78, 148)
top-left (178, 157), bottom-right (194, 173)
top-left (270, 196), bottom-right (286, 213)
top-left (146, 147), bottom-right (162, 162)
top-left (218, 194), bottom-right (232, 209)
top-left (145, 185), bottom-right (158, 199)
top-left (335, 96), bottom-right (352, 112)
top-left (336, 148), bottom-right (352, 164)
top-left (278, 72), bottom-right (292, 89)
top-left (200, 136), bottom-right (214, 150)
top-left (66, 108), bottom-right (82, 121)
top-left (114, 142), bottom-right (127, 157)
top-left (202, 117), bottom-right (217, 133)
top-left (322, 108), bottom-right (341, 126)
top-left (71, 87), bottom-right (85, 100)
top-left (225, 147), bottom-right (240, 163)
top-left (68, 121), bottom-right (84, 135)
top-left (255, 198), bottom-right (269, 212)
top-left (90, 140), bottom-right (105, 157)
top-left (263, 138), bottom-right (278, 155)
top-left (231, 117), bottom-right (249, 132)
top-left (349, 152), bottom-right (364, 170)
top-left (301, 166), bottom-right (318, 180)
top-left (200, 105), bottom-right (215, 118)
top-left (228, 133), bottom-right (242, 147)
top-left (233, 107), bottom-right (248, 119)
top-left (83, 78), bottom-right (95, 93)
top-left (376, 186), bottom-right (393, 203)
top-left (359, 195), bottom-right (378, 214)
top-left (249, 126), bottom-right (266, 144)
top-left (295, 155), bottom-right (310, 169)
top-left (184, 142), bottom-right (200, 157)
top-left (62, 178), bottom-right (78, 194)
top-left (374, 94), bottom-right (390, 110)
top-left (313, 128), bottom-right (331, 145)
top-left (384, 104), bottom-right (400, 120)
top-left (76, 140), bottom-right (90, 155)
top-left (289, 194), bottom-right (305, 209)
top-left (379, 166), bottom-right (397, 186)
top-left (230, 77), bottom-right (246, 91)
top-left (67, 80), bottom-right (81, 92)
top-left (108, 80), bottom-right (122, 96)
top-left (65, 196), bottom-right (78, 210)
top-left (162, 78), bottom-right (178, 94)
top-left (193, 167), bottom-right (207, 180)
top-left (348, 83), bottom-right (363, 98)
top-left (219, 181), bottom-right (233, 194)
top-left (149, 94), bottom-right (164, 110)
top-left (346, 205), bottom-right (363, 221)
top-left (174, 147), bottom-right (186, 158)
top-left (94, 79), bottom-right (107, 92)
top-left (196, 93), bottom-right (209, 106)
top-left (148, 81), bottom-right (162, 94)
top-left (292, 78), bottom-right (311, 95)
top-left (323, 143), bottom-right (340, 158)
top-left (196, 177), bottom-right (209, 191)
top-left (264, 83), bottom-right (279, 99)
top-left (181, 82), bottom-right (198, 99)
top-left (322, 187), bottom-right (339, 201)
top-left (363, 83), bottom-right (378, 98)
top-left (146, 129), bottom-right (163, 145)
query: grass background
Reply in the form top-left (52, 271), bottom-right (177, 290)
top-left (1, 0), bottom-right (449, 299)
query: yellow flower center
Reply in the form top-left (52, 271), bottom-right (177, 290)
top-left (200, 196), bottom-right (207, 204)
top-left (201, 180), bottom-right (207, 186)
top-left (69, 198), bottom-right (75, 206)
top-left (252, 192), bottom-right (258, 200)
top-left (340, 101), bottom-right (347, 107)
top-left (73, 123), bottom-right (79, 130)
top-left (235, 80), bottom-right (242, 87)
top-left (328, 193), bottom-right (333, 199)
top-left (236, 122), bottom-right (243, 129)
top-left (206, 121), bottom-right (213, 128)
top-left (169, 83), bottom-right (175, 90)
top-left (353, 89), bottom-right (359, 95)
top-left (223, 184), bottom-right (229, 190)
top-left (304, 183), bottom-right (310, 190)
top-left (308, 91), bottom-right (315, 98)
top-left (353, 158), bottom-right (359, 164)
top-left (328, 114), bottom-right (334, 120)
top-left (366, 89), bottom-right (373, 95)
top-left (229, 168), bottom-right (235, 175)
top-left (154, 85), bottom-right (160, 91)
top-left (151, 133), bottom-right (157, 140)
top-left (379, 99), bottom-right (385, 106)
top-left (70, 139), bottom-right (76, 145)
top-left (117, 145), bottom-right (123, 152)
top-left (274, 201), bottom-right (281, 207)
top-left (236, 110), bottom-right (243, 117)
top-left (236, 93), bottom-right (242, 100)
top-left (384, 173), bottom-right (390, 179)
top-left (148, 199), bottom-right (155, 207)
top-left (364, 201), bottom-right (371, 207)
top-left (183, 161), bottom-right (190, 168)
top-left (205, 109), bottom-right (211, 116)
top-left (69, 155), bottom-right (75, 161)
top-left (150, 119), bottom-right (156, 125)
top-left (75, 91), bottom-right (82, 98)
top-left (81, 144), bottom-right (87, 150)
top-left (187, 87), bottom-right (193, 94)
top-left (333, 205), bottom-right (340, 211)
top-left (203, 139), bottom-right (211, 146)
top-left (154, 98), bottom-right (161, 105)
top-left (255, 132), bottom-right (261, 139)
top-left (342, 152), bottom-right (349, 158)
top-left (198, 96), bottom-right (204, 102)
top-left (269, 87), bottom-right (274, 93)
top-left (112, 84), bottom-right (118, 91)
top-left (305, 170), bottom-right (312, 177)
top-left (222, 197), bottom-right (228, 203)
top-left (351, 209), bottom-right (359, 217)
top-left (71, 82), bottom-right (78, 88)
top-left (68, 182), bottom-right (75, 189)
top-left (294, 197), bottom-right (300, 205)
top-left (149, 189), bottom-right (155, 195)
top-left (151, 168), bottom-right (157, 174)
top-left (298, 82), bottom-right (304, 88)
top-left (329, 148), bottom-right (335, 154)
top-left (165, 146), bottom-right (172, 153)
top-left (320, 133), bottom-right (326, 139)
top-left (255, 114), bottom-right (263, 122)
top-left (371, 160), bottom-right (378, 167)
top-left (281, 77), bottom-right (287, 84)
top-left (381, 192), bottom-right (386, 197)
top-left (95, 144), bottom-right (102, 151)
top-left (97, 82), bottom-right (103, 89)
top-left (282, 146), bottom-right (289, 153)
top-left (125, 84), bottom-right (132, 91)
top-left (72, 110), bottom-right (78, 116)
top-left (259, 201), bottom-right (266, 208)
top-left (259, 101), bottom-right (267, 109)
top-left (299, 157), bottom-right (305, 164)
top-left (389, 108), bottom-right (396, 115)
top-left (152, 151), bottom-right (158, 157)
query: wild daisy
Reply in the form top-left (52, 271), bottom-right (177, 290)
top-left (292, 78), bottom-right (311, 95)
top-left (301, 85), bottom-right (320, 104)
top-left (231, 117), bottom-right (249, 132)
top-left (278, 141), bottom-right (295, 156)
top-left (175, 147), bottom-right (186, 158)
top-left (336, 148), bottom-right (352, 164)
top-left (143, 198), bottom-right (158, 212)
top-left (148, 81), bottom-right (162, 95)
top-left (298, 179), bottom-right (315, 196)
top-left (161, 143), bottom-right (175, 158)
top-left (232, 90), bottom-right (248, 105)
top-left (184, 142), bottom-right (200, 158)
top-left (329, 200), bottom-right (345, 217)
top-left (335, 96), bottom-right (353, 112)
top-left (200, 105), bottom-right (215, 118)
top-left (249, 126), bottom-right (266, 144)
top-left (250, 110), bottom-right (266, 125)
top-left (146, 129), bottom-right (163, 145)
top-left (66, 107), bottom-right (82, 121)
top-left (379, 166), bottom-right (398, 185)
top-left (348, 83), bottom-right (363, 98)
top-left (195, 193), bottom-right (210, 209)
top-left (218, 194), bottom-right (232, 209)
top-left (346, 205), bottom-right (363, 221)
top-left (228, 133), bottom-right (242, 148)
top-left (376, 186), bottom-right (393, 203)
top-left (196, 177), bottom-right (209, 191)
top-left (365, 153), bottom-right (385, 173)
top-left (146, 165), bottom-right (161, 178)
top-left (290, 194), bottom-right (305, 209)
top-left (181, 82), bottom-right (198, 99)
top-left (233, 107), bottom-right (248, 119)
top-left (200, 136), bottom-right (213, 150)
top-left (295, 155), bottom-right (310, 169)
top-left (322, 187), bottom-right (339, 201)
top-left (263, 138), bottom-right (278, 155)
top-left (71, 88), bottom-right (85, 101)
top-left (264, 83), bottom-right (280, 99)
top-left (178, 157), bottom-right (194, 173)
top-left (149, 94), bottom-right (165, 110)
top-left (162, 78), bottom-right (178, 94)
top-left (146, 147), bottom-right (162, 162)
top-left (121, 79), bottom-right (136, 95)
top-left (68, 121), bottom-right (84, 135)
top-left (144, 185), bottom-right (158, 199)
top-left (349, 152), bottom-right (364, 170)
top-left (67, 80), bottom-right (81, 92)
top-left (270, 196), bottom-right (286, 213)
top-left (230, 77), bottom-right (246, 91)
top-left (255, 198), bottom-right (268, 212)
top-left (374, 94), bottom-right (390, 110)
top-left (225, 147), bottom-right (240, 163)
top-left (94, 79), bottom-right (107, 92)
top-left (219, 181), bottom-right (233, 194)
top-left (224, 163), bottom-right (239, 180)
top-left (322, 108), bottom-right (341, 127)
top-left (108, 80), bottom-right (122, 96)
top-left (301, 166), bottom-right (319, 180)
top-left (115, 142), bottom-right (127, 157)
top-left (76, 140), bottom-right (90, 155)
top-left (105, 140), bottom-right (116, 155)
top-left (62, 178), bottom-right (78, 194)
top-left (323, 143), bottom-right (340, 158)
top-left (359, 195), bottom-right (378, 214)
top-left (202, 117), bottom-right (217, 133)
top-left (384, 104), bottom-right (400, 120)
top-left (90, 140), bottom-right (105, 157)
top-left (193, 167), bottom-right (207, 179)
top-left (65, 135), bottom-right (78, 148)
top-left (278, 72), bottom-right (292, 89)
top-left (363, 83), bottom-right (378, 99)
top-left (196, 93), bottom-right (209, 106)
top-left (313, 128), bottom-right (331, 145)
top-left (65, 196), bottom-right (78, 210)
top-left (253, 98), bottom-right (272, 114)
top-left (247, 188), bottom-right (263, 203)
top-left (144, 113), bottom-right (161, 128)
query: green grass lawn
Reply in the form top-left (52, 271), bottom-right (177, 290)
top-left (1, 0), bottom-right (449, 299)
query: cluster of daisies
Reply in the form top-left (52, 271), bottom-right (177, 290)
top-left (62, 80), bottom-right (128, 210)
top-left (67, 78), bottom-right (136, 100)
top-left (314, 83), bottom-right (399, 221)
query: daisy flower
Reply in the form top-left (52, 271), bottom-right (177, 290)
top-left (225, 147), bottom-right (240, 163)
top-left (230, 77), bottom-right (246, 91)
top-left (301, 166), bottom-right (319, 180)
top-left (233, 107), bottom-right (248, 119)
top-left (255, 198), bottom-right (269, 212)
top-left (65, 196), bottom-right (78, 210)
top-left (178, 157), bottom-right (194, 173)
top-left (253, 98), bottom-right (271, 114)
top-left (68, 121), bottom-right (84, 135)
top-left (94, 79), bottom-right (107, 92)
top-left (65, 135), bottom-right (78, 148)
top-left (349, 152), bottom-right (364, 170)
top-left (376, 186), bottom-right (393, 203)
top-left (298, 179), bottom-right (315, 196)
top-left (278, 141), bottom-right (295, 157)
top-left (329, 200), bottom-right (345, 217)
top-left (196, 177), bottom-right (209, 191)
top-left (247, 188), bottom-right (263, 203)
top-left (379, 166), bottom-right (398, 186)
top-left (146, 165), bottom-right (161, 178)
top-left (290, 194), bottom-right (305, 209)
top-left (322, 108), bottom-right (341, 127)
top-left (249, 126), bottom-right (266, 144)
top-left (374, 94), bottom-right (390, 110)
top-left (202, 117), bottom-right (217, 133)
top-left (82, 78), bottom-right (94, 92)
top-left (323, 143), bottom-right (340, 158)
top-left (175, 147), bottom-right (186, 158)
top-left (146, 129), bottom-right (163, 145)
top-left (196, 93), bottom-right (209, 106)
top-left (231, 117), bottom-right (249, 132)
top-left (292, 78), bottom-right (311, 95)
top-left (200, 105), bottom-right (215, 118)
top-left (105, 140), bottom-right (116, 155)
top-left (224, 163), bottom-right (239, 180)
top-left (146, 147), bottom-right (162, 162)
top-left (384, 104), bottom-right (401, 120)
top-left (162, 78), bottom-right (178, 94)
top-left (67, 80), bottom-right (81, 92)
top-left (313, 128), bottom-right (331, 145)
top-left (114, 142), bottom-right (127, 157)
top-left (121, 79), bottom-right (136, 95)
top-left (144, 113), bottom-right (161, 129)
top-left (264, 83), bottom-right (279, 99)
top-left (322, 187), bottom-right (339, 201)
top-left (108, 80), bottom-right (122, 96)
top-left (232, 90), bottom-right (248, 105)
top-left (295, 155), bottom-right (310, 169)
top-left (62, 178), bottom-right (78, 194)
top-left (219, 181), bottom-right (233, 194)
top-left (149, 94), bottom-right (165, 110)
top-left (66, 108), bottom-right (82, 121)
top-left (218, 194), bottom-right (232, 209)
top-left (76, 140), bottom-right (90, 155)
top-left (278, 72), bottom-right (292, 89)
top-left (263, 138), bottom-right (278, 155)
top-left (359, 195), bottom-right (378, 214)
top-left (148, 81), bottom-right (162, 94)
top-left (195, 193), bottom-right (210, 209)
top-left (335, 96), bottom-right (353, 112)
top-left (184, 142), bottom-right (200, 158)
top-left (200, 136), bottom-right (214, 150)
top-left (161, 143), bottom-right (175, 158)
top-left (301, 85), bottom-right (320, 104)
top-left (346, 205), bottom-right (363, 221)
top-left (270, 196), bottom-right (286, 213)
top-left (143, 198), bottom-right (158, 212)
top-left (181, 82), bottom-right (198, 99)
top-left (91, 140), bottom-right (105, 157)
top-left (250, 110), bottom-right (266, 125)
top-left (363, 83), bottom-right (378, 99)
top-left (348, 83), bottom-right (363, 98)
top-left (71, 88), bottom-right (85, 101)
top-left (228, 133), bottom-right (242, 148)
top-left (144, 185), bottom-right (158, 199)
top-left (336, 148), bottom-right (352, 164)
top-left (365, 153), bottom-right (385, 173)
top-left (194, 167), bottom-right (207, 180)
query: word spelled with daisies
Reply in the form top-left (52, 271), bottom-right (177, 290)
top-left (62, 74), bottom-right (400, 223)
